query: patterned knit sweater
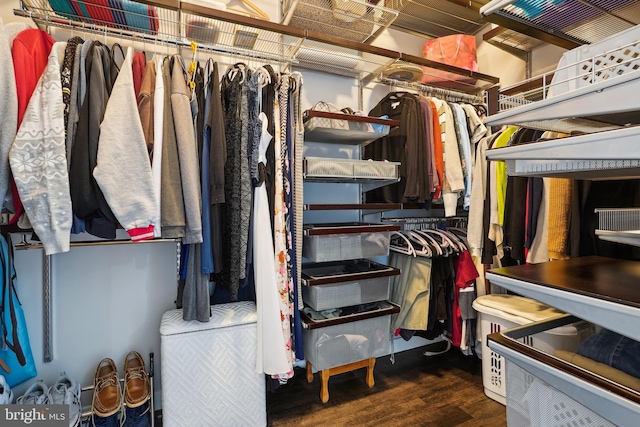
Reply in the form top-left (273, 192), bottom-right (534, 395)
top-left (10, 42), bottom-right (72, 255)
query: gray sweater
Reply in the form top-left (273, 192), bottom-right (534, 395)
top-left (171, 56), bottom-right (202, 244)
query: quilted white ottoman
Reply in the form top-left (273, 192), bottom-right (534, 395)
top-left (160, 301), bottom-right (266, 427)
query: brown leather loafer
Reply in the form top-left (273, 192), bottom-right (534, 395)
top-left (123, 351), bottom-right (150, 408)
top-left (92, 358), bottom-right (122, 417)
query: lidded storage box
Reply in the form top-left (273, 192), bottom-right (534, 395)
top-left (160, 301), bottom-right (266, 427)
top-left (472, 294), bottom-right (592, 405)
top-left (301, 301), bottom-right (400, 371)
top-left (303, 223), bottom-right (399, 262)
top-left (302, 260), bottom-right (400, 311)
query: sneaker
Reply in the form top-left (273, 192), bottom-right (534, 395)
top-left (49, 374), bottom-right (82, 427)
top-left (16, 380), bottom-right (50, 404)
top-left (0, 375), bottom-right (13, 404)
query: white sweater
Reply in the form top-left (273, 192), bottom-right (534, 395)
top-left (9, 42), bottom-right (71, 255)
top-left (93, 47), bottom-right (158, 241)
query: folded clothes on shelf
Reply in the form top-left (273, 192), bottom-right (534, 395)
top-left (48, 0), bottom-right (159, 35)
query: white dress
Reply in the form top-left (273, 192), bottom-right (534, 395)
top-left (253, 112), bottom-right (292, 376)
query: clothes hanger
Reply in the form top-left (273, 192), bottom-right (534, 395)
top-left (405, 231), bottom-right (433, 258)
top-left (412, 229), bottom-right (443, 257)
top-left (389, 231), bottom-right (416, 257)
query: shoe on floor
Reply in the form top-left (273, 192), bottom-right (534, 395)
top-left (92, 358), bottom-right (122, 418)
top-left (123, 351), bottom-right (150, 408)
top-left (16, 380), bottom-right (50, 404)
top-left (0, 375), bottom-right (13, 404)
top-left (49, 374), bottom-right (82, 427)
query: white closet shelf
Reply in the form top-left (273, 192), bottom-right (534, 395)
top-left (486, 70), bottom-right (640, 133)
top-left (486, 256), bottom-right (640, 345)
top-left (486, 125), bottom-right (640, 178)
top-left (596, 229), bottom-right (640, 247)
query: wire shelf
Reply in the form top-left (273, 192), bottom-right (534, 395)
top-left (17, 0), bottom-right (498, 91)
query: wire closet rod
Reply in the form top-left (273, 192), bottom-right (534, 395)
top-left (379, 76), bottom-right (485, 103)
top-left (13, 8), bottom-right (299, 65)
top-left (14, 236), bottom-right (179, 250)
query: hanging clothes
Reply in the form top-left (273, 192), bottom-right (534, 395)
top-left (254, 110), bottom-right (292, 376)
top-left (171, 55), bottom-right (202, 244)
top-left (69, 41), bottom-right (119, 239)
top-left (93, 46), bottom-right (157, 241)
top-left (272, 75), bottom-right (294, 376)
top-left (365, 92), bottom-right (429, 203)
top-left (151, 59), bottom-right (164, 238)
top-left (9, 28), bottom-right (56, 227)
top-left (9, 42), bottom-right (72, 255)
top-left (0, 19), bottom-right (18, 214)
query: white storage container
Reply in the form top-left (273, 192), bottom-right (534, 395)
top-left (473, 294), bottom-right (591, 405)
top-left (160, 301), bottom-right (266, 427)
top-left (505, 359), bottom-right (616, 427)
top-left (302, 301), bottom-right (399, 371)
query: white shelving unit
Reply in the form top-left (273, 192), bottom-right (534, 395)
top-left (483, 21), bottom-right (640, 426)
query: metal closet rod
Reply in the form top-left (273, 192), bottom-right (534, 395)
top-left (14, 236), bottom-right (179, 250)
top-left (12, 8), bottom-right (299, 65)
top-left (379, 77), bottom-right (485, 103)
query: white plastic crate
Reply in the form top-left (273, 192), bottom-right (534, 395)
top-left (505, 361), bottom-right (616, 427)
top-left (473, 295), bottom-right (590, 405)
top-left (302, 303), bottom-right (396, 371)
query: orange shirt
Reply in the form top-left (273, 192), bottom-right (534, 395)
top-left (429, 100), bottom-right (444, 200)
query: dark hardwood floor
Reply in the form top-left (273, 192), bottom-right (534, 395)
top-left (267, 344), bottom-right (508, 427)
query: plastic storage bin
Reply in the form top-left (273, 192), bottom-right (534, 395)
top-left (303, 223), bottom-right (399, 263)
top-left (301, 301), bottom-right (399, 371)
top-left (302, 260), bottom-right (400, 311)
top-left (473, 294), bottom-right (591, 405)
top-left (504, 351), bottom-right (616, 427)
top-left (304, 157), bottom-right (400, 180)
top-left (160, 301), bottom-right (266, 427)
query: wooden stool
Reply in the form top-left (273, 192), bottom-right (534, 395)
top-left (306, 358), bottom-right (376, 403)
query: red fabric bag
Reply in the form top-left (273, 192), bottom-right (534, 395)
top-left (421, 34), bottom-right (478, 87)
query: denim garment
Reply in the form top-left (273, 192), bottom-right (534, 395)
top-left (122, 401), bottom-right (151, 427)
top-left (577, 328), bottom-right (640, 378)
top-left (91, 413), bottom-right (119, 427)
